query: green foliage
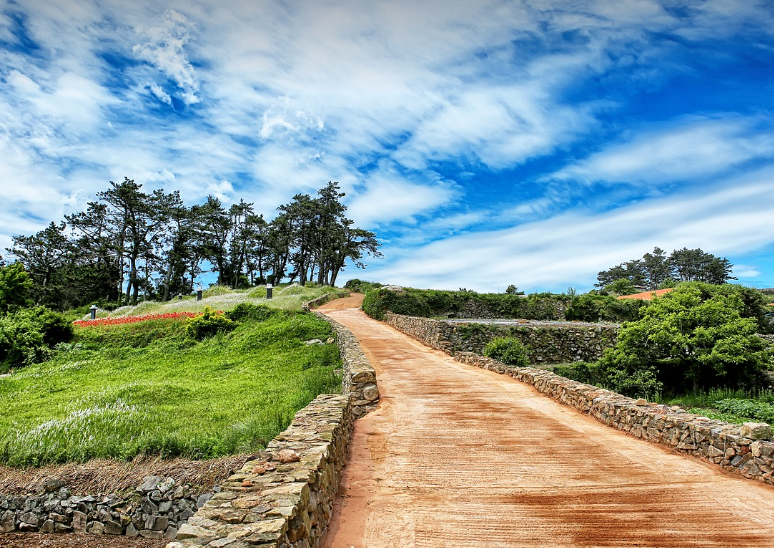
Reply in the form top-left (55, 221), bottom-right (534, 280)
top-left (553, 361), bottom-right (605, 386)
top-left (714, 399), bottom-right (774, 424)
top-left (248, 286), bottom-right (268, 298)
top-left (344, 279), bottom-right (383, 293)
top-left (602, 282), bottom-right (773, 395)
top-left (604, 278), bottom-right (639, 296)
top-left (0, 307), bottom-right (73, 372)
top-left (483, 337), bottom-right (529, 367)
top-left (0, 309), bottom-right (340, 466)
top-left (185, 307), bottom-right (236, 339)
top-left (225, 303), bottom-right (275, 322)
top-left (362, 287), bottom-right (569, 321)
top-left (0, 263), bottom-right (33, 313)
top-left (565, 294), bottom-right (646, 323)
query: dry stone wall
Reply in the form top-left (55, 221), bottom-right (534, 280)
top-left (167, 394), bottom-right (354, 548)
top-left (0, 476), bottom-right (205, 539)
top-left (385, 313), bottom-right (618, 364)
top-left (315, 312), bottom-right (379, 417)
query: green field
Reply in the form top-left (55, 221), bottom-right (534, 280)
top-left (0, 286), bottom-right (345, 467)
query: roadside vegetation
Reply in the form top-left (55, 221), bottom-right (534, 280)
top-left (0, 286), bottom-right (344, 467)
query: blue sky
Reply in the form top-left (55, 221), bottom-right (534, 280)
top-left (1, 0), bottom-right (774, 292)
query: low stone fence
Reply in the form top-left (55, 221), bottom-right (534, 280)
top-left (167, 394), bottom-right (354, 548)
top-left (385, 313), bottom-right (618, 364)
top-left (316, 312), bottom-right (379, 417)
top-left (0, 477), bottom-right (203, 539)
top-left (446, 350), bottom-right (774, 485)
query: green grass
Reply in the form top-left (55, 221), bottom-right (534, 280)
top-left (93, 284), bottom-right (348, 320)
top-left (0, 300), bottom-right (343, 467)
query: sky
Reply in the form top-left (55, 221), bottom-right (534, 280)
top-left (1, 0), bottom-right (774, 293)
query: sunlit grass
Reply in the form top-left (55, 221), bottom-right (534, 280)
top-left (0, 300), bottom-right (343, 467)
top-left (89, 284), bottom-right (347, 319)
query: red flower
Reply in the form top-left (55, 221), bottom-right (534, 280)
top-left (73, 311), bottom-right (223, 328)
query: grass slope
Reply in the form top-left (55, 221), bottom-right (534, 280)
top-left (0, 287), bottom-right (346, 467)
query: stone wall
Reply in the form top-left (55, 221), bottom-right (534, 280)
top-left (451, 352), bottom-right (774, 485)
top-left (316, 312), bottom-right (379, 417)
top-left (0, 476), bottom-right (205, 539)
top-left (167, 394), bottom-right (354, 548)
top-left (385, 313), bottom-right (618, 364)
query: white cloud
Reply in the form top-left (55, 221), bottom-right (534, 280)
top-left (553, 117), bottom-right (774, 185)
top-left (347, 167), bottom-right (460, 227)
top-left (133, 9), bottom-right (200, 105)
top-left (365, 168), bottom-right (774, 292)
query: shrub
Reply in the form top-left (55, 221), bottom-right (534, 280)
top-left (483, 337), bottom-right (529, 367)
top-left (553, 361), bottom-right (604, 385)
top-left (601, 282), bottom-right (773, 395)
top-left (186, 307), bottom-right (235, 339)
top-left (0, 307), bottom-right (73, 371)
top-left (0, 263), bottom-right (33, 313)
top-left (344, 279), bottom-right (383, 293)
top-left (248, 286), bottom-right (268, 298)
top-left (225, 303), bottom-right (275, 322)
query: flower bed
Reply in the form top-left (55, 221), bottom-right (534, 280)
top-left (73, 312), bottom-right (220, 328)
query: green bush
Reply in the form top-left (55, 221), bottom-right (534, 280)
top-left (601, 282), bottom-right (773, 395)
top-left (0, 263), bottom-right (33, 313)
top-left (225, 303), bottom-right (275, 322)
top-left (553, 361), bottom-right (604, 385)
top-left (715, 399), bottom-right (774, 424)
top-left (483, 337), bottom-right (529, 366)
top-left (565, 294), bottom-right (646, 323)
top-left (344, 279), bottom-right (383, 293)
top-left (0, 307), bottom-right (73, 371)
top-left (248, 286), bottom-right (268, 298)
top-left (186, 307), bottom-right (236, 339)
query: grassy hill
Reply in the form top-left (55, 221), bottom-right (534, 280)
top-left (0, 285), bottom-right (347, 467)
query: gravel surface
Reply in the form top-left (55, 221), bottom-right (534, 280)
top-left (320, 303), bottom-right (774, 548)
top-left (0, 532), bottom-right (167, 548)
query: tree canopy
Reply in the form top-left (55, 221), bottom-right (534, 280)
top-left (596, 246), bottom-right (735, 291)
top-left (7, 179), bottom-right (381, 310)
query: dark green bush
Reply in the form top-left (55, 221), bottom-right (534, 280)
top-left (0, 306), bottom-right (73, 371)
top-left (344, 279), bottom-right (383, 293)
top-left (553, 361), bottom-right (604, 385)
top-left (483, 337), bottom-right (529, 366)
top-left (565, 294), bottom-right (646, 323)
top-left (225, 303), bottom-right (275, 322)
top-left (186, 307), bottom-right (236, 339)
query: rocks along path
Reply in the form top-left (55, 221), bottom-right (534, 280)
top-left (318, 295), bottom-right (774, 548)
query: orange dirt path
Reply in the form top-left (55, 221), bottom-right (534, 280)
top-left (319, 303), bottom-right (774, 548)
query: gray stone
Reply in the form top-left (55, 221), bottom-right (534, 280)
top-left (197, 493), bottom-right (213, 508)
top-left (0, 510), bottom-right (14, 533)
top-left (137, 476), bottom-right (163, 493)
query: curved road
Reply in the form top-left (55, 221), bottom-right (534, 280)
top-left (319, 295), bottom-right (774, 548)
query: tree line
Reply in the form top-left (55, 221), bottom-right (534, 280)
top-left (7, 179), bottom-right (380, 310)
top-left (596, 246), bottom-right (735, 291)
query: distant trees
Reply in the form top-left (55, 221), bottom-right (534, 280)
top-left (596, 247), bottom-right (736, 291)
top-left (7, 179), bottom-right (381, 310)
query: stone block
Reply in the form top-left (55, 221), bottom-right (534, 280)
top-left (741, 422), bottom-right (772, 440)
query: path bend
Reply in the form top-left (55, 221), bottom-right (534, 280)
top-left (318, 299), bottom-right (774, 548)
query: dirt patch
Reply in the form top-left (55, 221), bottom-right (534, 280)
top-left (0, 454), bottom-right (254, 496)
top-left (320, 306), bottom-right (774, 548)
top-left (316, 293), bottom-right (364, 310)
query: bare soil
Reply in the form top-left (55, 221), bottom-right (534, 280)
top-left (318, 301), bottom-right (774, 548)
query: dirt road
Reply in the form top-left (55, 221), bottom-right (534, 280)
top-left (318, 298), bottom-right (774, 547)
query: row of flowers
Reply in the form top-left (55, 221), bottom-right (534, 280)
top-left (73, 311), bottom-right (213, 327)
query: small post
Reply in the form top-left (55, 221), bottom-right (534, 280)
top-left (196, 283), bottom-right (203, 301)
top-left (266, 284), bottom-right (273, 300)
top-left (178, 294), bottom-right (182, 300)
top-left (89, 305), bottom-right (98, 320)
